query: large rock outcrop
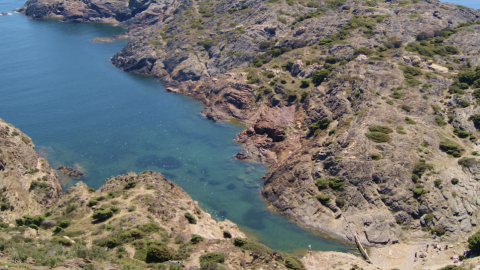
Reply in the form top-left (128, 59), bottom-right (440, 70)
top-left (0, 118), bottom-right (62, 222)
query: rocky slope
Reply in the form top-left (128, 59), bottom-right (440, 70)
top-left (17, 0), bottom-right (480, 248)
top-left (0, 118), bottom-right (61, 222)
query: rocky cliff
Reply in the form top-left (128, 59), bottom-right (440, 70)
top-left (17, 0), bottom-right (480, 248)
top-left (0, 118), bottom-right (61, 222)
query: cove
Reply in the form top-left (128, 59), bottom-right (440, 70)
top-left (0, 0), bottom-right (352, 253)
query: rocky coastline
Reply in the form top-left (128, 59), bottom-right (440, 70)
top-left (15, 0), bottom-right (480, 257)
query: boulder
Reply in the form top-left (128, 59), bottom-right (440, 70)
top-left (291, 60), bottom-right (303, 77)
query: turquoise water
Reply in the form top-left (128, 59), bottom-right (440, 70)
top-left (0, 0), bottom-right (352, 253)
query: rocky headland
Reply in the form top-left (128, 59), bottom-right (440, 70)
top-left (12, 0), bottom-right (480, 268)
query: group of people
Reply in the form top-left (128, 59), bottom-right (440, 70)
top-left (414, 242), bottom-right (449, 262)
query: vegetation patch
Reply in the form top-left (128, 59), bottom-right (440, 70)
top-left (365, 132), bottom-right (391, 143)
top-left (439, 139), bottom-right (464, 157)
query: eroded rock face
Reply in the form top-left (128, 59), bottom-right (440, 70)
top-left (0, 119), bottom-right (62, 222)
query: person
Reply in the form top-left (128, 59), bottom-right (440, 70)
top-left (414, 252), bottom-right (417, 262)
top-left (308, 245), bottom-right (311, 253)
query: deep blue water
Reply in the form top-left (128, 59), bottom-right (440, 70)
top-left (0, 0), bottom-right (352, 253)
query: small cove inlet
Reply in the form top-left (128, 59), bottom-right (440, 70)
top-left (0, 0), bottom-right (354, 253)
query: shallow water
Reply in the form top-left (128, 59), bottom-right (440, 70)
top-left (0, 0), bottom-right (353, 253)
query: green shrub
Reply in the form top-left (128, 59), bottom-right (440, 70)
top-left (57, 220), bottom-right (70, 228)
top-left (439, 139), bottom-right (464, 157)
top-left (396, 126), bottom-right (406, 134)
top-left (424, 212), bottom-right (434, 223)
top-left (311, 69), bottom-right (330, 85)
top-left (400, 66), bottom-right (422, 77)
top-left (434, 179), bottom-right (442, 187)
top-left (329, 177), bottom-right (344, 191)
top-left (128, 206), bottom-right (136, 212)
top-left (368, 125), bottom-right (393, 134)
top-left (468, 230), bottom-right (480, 253)
top-left (124, 181), bottom-right (136, 190)
top-left (412, 161), bottom-right (434, 177)
top-left (0, 203), bottom-right (10, 211)
top-left (138, 222), bottom-right (161, 233)
top-left (435, 116), bottom-right (447, 126)
top-left (184, 212), bottom-right (197, 224)
top-left (413, 188), bottom-right (425, 197)
top-left (316, 194), bottom-right (330, 205)
top-left (371, 153), bottom-right (382, 160)
top-left (399, 104), bottom-right (413, 112)
top-left (365, 132), bottom-right (391, 143)
top-left (146, 244), bottom-right (171, 263)
top-left (459, 100), bottom-right (470, 108)
top-left (199, 252), bottom-right (225, 264)
top-left (308, 118), bottom-right (333, 133)
top-left (315, 178), bottom-right (329, 190)
top-left (233, 238), bottom-right (247, 247)
top-left (404, 117), bottom-right (416, 125)
top-left (283, 255), bottom-right (306, 270)
top-left (190, 234), bottom-right (204, 244)
top-left (325, 55), bottom-right (338, 64)
top-left (87, 199), bottom-right (98, 207)
top-left (431, 227), bottom-right (446, 236)
top-left (65, 204), bottom-right (77, 214)
top-left (300, 79), bottom-right (311, 88)
top-left (92, 208), bottom-right (113, 222)
top-left (353, 46), bottom-right (374, 55)
top-left (51, 236), bottom-right (73, 246)
top-left (53, 226), bottom-right (63, 234)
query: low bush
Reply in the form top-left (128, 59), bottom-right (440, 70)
top-left (92, 208), bottom-right (113, 222)
top-left (439, 139), bottom-right (464, 157)
top-left (368, 125), bottom-right (393, 134)
top-left (311, 69), bottom-right (330, 85)
top-left (124, 181), bottom-right (136, 190)
top-left (365, 132), bottom-right (391, 143)
top-left (405, 117), bottom-right (416, 125)
top-left (283, 255), bottom-right (306, 270)
top-left (308, 118), bottom-right (333, 133)
top-left (146, 244), bottom-right (171, 263)
top-left (468, 230), bottom-right (480, 254)
top-left (434, 179), bottom-right (442, 187)
top-left (329, 177), bottom-right (344, 191)
top-left (316, 194), bottom-right (330, 205)
top-left (412, 161), bottom-right (434, 177)
top-left (315, 178), bottom-right (329, 190)
top-left (190, 234), bottom-right (204, 244)
top-left (199, 252), bottom-right (225, 264)
top-left (413, 187), bottom-right (425, 197)
top-left (371, 153), bottom-right (382, 160)
top-left (435, 116), bottom-right (447, 126)
top-left (184, 212), bottom-right (197, 224)
top-left (233, 238), bottom-right (247, 247)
